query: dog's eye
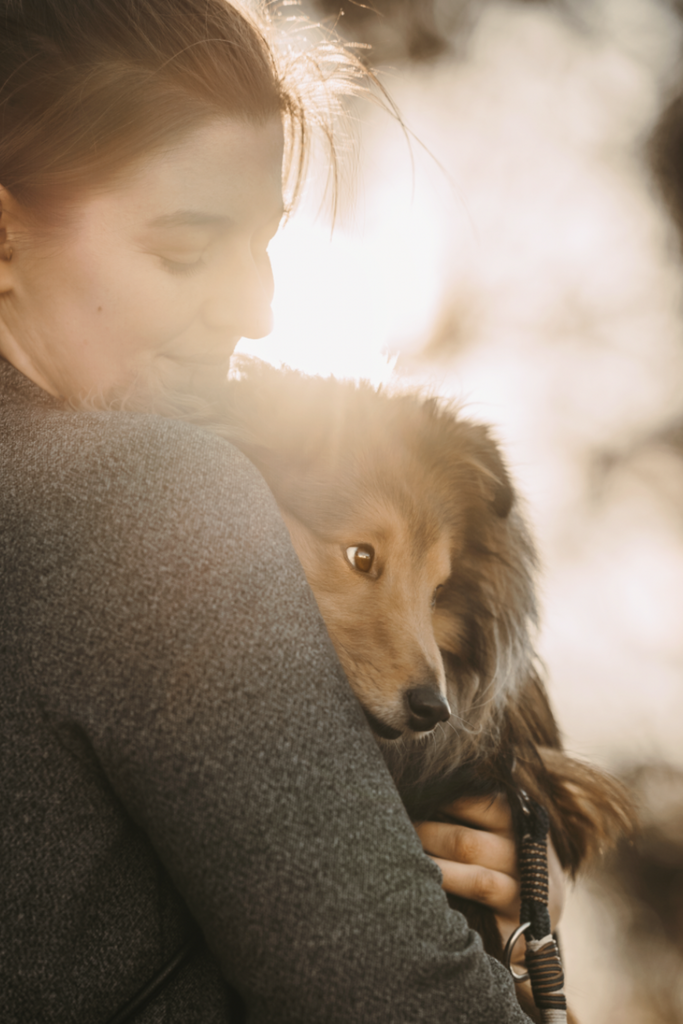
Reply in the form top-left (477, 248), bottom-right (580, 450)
top-left (431, 585), bottom-right (444, 609)
top-left (345, 544), bottom-right (375, 574)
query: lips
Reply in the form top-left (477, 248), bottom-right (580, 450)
top-left (362, 708), bottom-right (403, 741)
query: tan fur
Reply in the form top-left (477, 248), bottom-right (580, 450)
top-left (283, 500), bottom-right (452, 729)
top-left (131, 356), bottom-right (634, 1013)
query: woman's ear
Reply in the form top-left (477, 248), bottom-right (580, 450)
top-left (0, 187), bottom-right (19, 292)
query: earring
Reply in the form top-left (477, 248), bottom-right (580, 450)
top-left (2, 247), bottom-right (13, 262)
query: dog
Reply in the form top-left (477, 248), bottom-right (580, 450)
top-left (149, 356), bottom-right (634, 1019)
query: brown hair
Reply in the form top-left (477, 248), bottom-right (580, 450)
top-left (0, 0), bottom-right (348, 221)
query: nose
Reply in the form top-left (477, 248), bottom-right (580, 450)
top-left (203, 250), bottom-right (274, 340)
top-left (406, 685), bottom-right (451, 733)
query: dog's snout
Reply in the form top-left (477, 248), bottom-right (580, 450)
top-left (406, 686), bottom-right (451, 733)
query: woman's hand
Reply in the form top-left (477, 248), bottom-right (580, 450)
top-left (414, 793), bottom-right (566, 963)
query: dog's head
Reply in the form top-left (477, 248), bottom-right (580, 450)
top-left (221, 359), bottom-right (538, 773)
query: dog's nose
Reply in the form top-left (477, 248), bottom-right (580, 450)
top-left (406, 686), bottom-right (451, 732)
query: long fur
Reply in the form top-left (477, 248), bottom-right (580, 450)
top-left (131, 356), bottom-right (634, 1010)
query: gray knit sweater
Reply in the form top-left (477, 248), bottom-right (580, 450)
top-left (0, 357), bottom-right (530, 1023)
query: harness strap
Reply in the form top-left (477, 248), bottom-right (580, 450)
top-left (106, 931), bottom-right (203, 1024)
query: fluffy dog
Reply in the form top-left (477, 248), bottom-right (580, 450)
top-left (152, 357), bottom-right (633, 1013)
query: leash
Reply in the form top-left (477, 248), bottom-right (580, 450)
top-left (503, 793), bottom-right (568, 1024)
top-left (106, 931), bottom-right (203, 1024)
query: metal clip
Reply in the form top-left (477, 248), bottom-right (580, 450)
top-left (503, 920), bottom-right (531, 983)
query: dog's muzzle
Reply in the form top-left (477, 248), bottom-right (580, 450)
top-left (362, 685), bottom-right (451, 741)
top-left (406, 686), bottom-right (451, 733)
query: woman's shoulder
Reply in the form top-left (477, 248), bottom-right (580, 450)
top-left (0, 359), bottom-right (284, 552)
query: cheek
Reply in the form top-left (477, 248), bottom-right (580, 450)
top-left (25, 245), bottom-right (164, 341)
top-left (89, 258), bottom-right (200, 351)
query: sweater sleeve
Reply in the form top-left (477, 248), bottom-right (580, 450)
top-left (3, 402), bottom-right (531, 1024)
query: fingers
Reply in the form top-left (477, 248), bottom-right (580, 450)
top-left (415, 819), bottom-right (518, 878)
top-left (415, 804), bottom-right (520, 920)
top-left (429, 854), bottom-right (520, 916)
top-left (414, 792), bottom-right (569, 940)
top-left (439, 793), bottom-right (514, 836)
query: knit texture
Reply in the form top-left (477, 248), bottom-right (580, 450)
top-left (0, 357), bottom-right (531, 1023)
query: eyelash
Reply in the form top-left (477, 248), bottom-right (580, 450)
top-left (160, 256), bottom-right (206, 276)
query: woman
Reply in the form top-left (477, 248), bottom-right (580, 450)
top-left (0, 1), bottom-right (562, 1020)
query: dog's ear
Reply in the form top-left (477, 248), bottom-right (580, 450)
top-left (465, 425), bottom-right (515, 518)
top-left (543, 749), bottom-right (636, 873)
top-left (513, 747), bottom-right (636, 874)
top-left (502, 673), bottom-right (635, 872)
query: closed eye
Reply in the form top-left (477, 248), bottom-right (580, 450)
top-left (431, 584), bottom-right (445, 610)
top-left (160, 255), bottom-right (206, 275)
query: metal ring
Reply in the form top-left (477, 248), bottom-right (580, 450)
top-left (503, 921), bottom-right (531, 983)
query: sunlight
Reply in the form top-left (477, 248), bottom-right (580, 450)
top-left (238, 4), bottom-right (683, 1018)
top-left (237, 0), bottom-right (683, 771)
top-left (238, 186), bottom-right (445, 385)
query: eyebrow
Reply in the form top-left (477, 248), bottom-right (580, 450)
top-left (146, 205), bottom-right (286, 230)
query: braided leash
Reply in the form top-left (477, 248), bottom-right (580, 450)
top-left (503, 794), bottom-right (568, 1024)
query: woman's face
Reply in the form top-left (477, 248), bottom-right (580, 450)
top-left (0, 117), bottom-right (284, 402)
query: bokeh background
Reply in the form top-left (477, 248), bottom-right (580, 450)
top-left (239, 1), bottom-right (683, 1018)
